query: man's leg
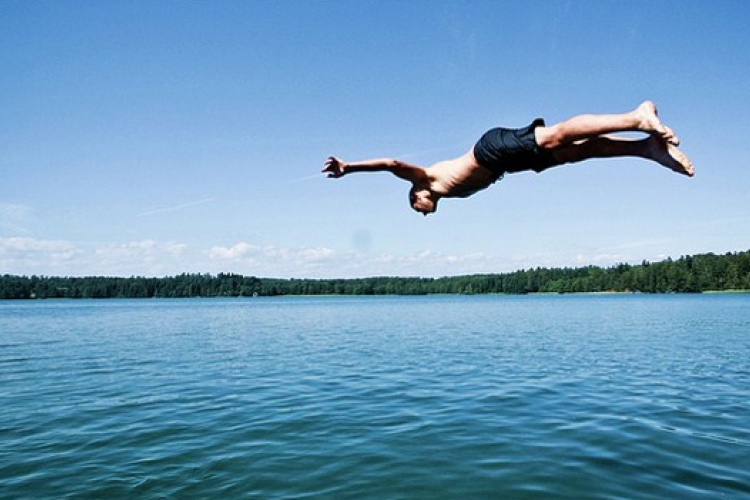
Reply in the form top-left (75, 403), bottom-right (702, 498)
top-left (535, 101), bottom-right (678, 150)
top-left (549, 134), bottom-right (694, 177)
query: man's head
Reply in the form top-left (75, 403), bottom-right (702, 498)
top-left (409, 186), bottom-right (438, 215)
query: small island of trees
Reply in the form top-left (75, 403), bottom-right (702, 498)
top-left (1, 250), bottom-right (749, 300)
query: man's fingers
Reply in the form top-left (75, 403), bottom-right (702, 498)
top-left (322, 157), bottom-right (342, 178)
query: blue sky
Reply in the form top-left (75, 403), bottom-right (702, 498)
top-left (2, 1), bottom-right (749, 278)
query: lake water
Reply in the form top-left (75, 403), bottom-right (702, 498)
top-left (1, 295), bottom-right (749, 499)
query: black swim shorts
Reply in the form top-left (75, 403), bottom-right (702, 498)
top-left (473, 118), bottom-right (558, 179)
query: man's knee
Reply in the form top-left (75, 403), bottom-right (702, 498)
top-left (534, 125), bottom-right (562, 150)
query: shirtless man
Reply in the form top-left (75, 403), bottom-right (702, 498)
top-left (322, 101), bottom-right (694, 215)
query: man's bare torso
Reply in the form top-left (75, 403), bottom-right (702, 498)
top-left (426, 149), bottom-right (499, 198)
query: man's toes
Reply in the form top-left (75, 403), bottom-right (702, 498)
top-left (663, 126), bottom-right (680, 146)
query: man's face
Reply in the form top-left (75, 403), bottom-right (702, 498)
top-left (410, 188), bottom-right (437, 215)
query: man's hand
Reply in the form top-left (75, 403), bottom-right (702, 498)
top-left (322, 156), bottom-right (347, 178)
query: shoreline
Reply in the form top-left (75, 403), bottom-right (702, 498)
top-left (4, 289), bottom-right (750, 301)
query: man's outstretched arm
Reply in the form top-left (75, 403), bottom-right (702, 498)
top-left (322, 156), bottom-right (429, 184)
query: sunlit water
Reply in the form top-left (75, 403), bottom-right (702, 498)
top-left (1, 295), bottom-right (749, 499)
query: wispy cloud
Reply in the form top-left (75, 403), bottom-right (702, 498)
top-left (0, 202), bottom-right (34, 235)
top-left (284, 173), bottom-right (325, 185)
top-left (138, 197), bottom-right (215, 217)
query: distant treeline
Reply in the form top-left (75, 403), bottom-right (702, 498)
top-left (2, 250), bottom-right (750, 299)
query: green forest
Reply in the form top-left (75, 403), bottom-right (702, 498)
top-left (2, 250), bottom-right (750, 300)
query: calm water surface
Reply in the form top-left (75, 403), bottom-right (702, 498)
top-left (1, 295), bottom-right (749, 499)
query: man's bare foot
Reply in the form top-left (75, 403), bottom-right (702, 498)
top-left (635, 101), bottom-right (680, 146)
top-left (646, 136), bottom-right (694, 177)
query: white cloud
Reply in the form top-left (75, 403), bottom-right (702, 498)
top-left (207, 243), bottom-right (340, 276)
top-left (0, 237), bottom-right (190, 276)
top-left (93, 240), bottom-right (188, 275)
top-left (0, 237), bottom-right (81, 275)
top-left (208, 242), bottom-right (257, 260)
top-left (206, 242), bottom-right (503, 278)
top-left (0, 237), bottom-right (78, 259)
top-left (0, 237), bottom-right (677, 279)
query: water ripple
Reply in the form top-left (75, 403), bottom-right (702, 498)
top-left (1, 295), bottom-right (749, 499)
